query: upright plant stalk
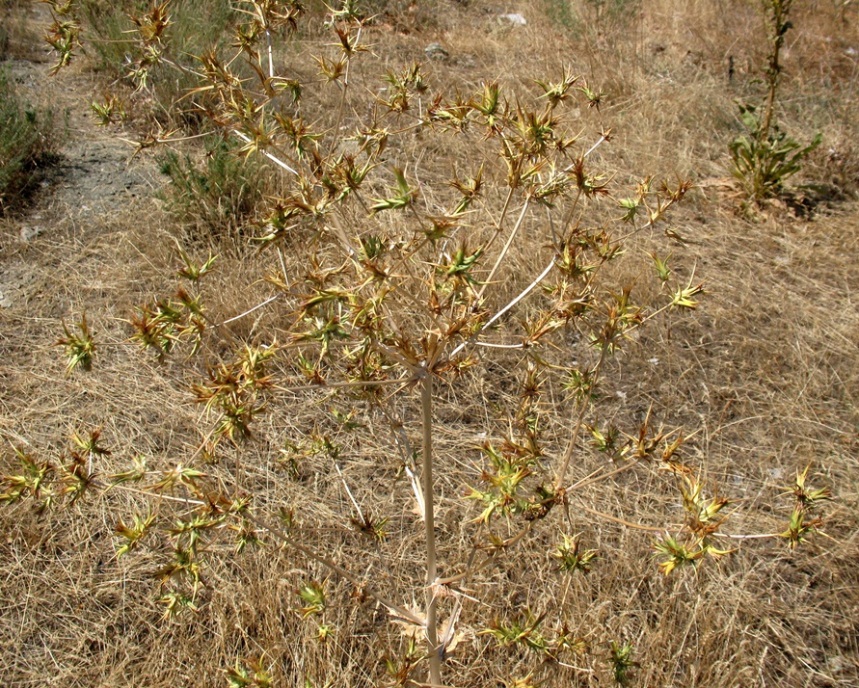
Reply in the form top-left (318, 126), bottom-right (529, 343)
top-left (761, 0), bottom-right (792, 141)
top-left (730, 0), bottom-right (817, 201)
top-left (420, 367), bottom-right (442, 685)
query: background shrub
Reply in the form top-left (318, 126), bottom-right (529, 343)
top-left (79, 0), bottom-right (237, 130)
top-left (0, 69), bottom-right (59, 213)
top-left (157, 135), bottom-right (269, 244)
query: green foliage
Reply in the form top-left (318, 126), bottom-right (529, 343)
top-left (729, 103), bottom-right (822, 200)
top-left (609, 640), bottom-right (637, 685)
top-left (331, 0), bottom-right (441, 30)
top-left (226, 657), bottom-right (274, 688)
top-left (482, 612), bottom-right (550, 653)
top-left (0, 69), bottom-right (59, 213)
top-left (56, 314), bottom-right (97, 374)
top-left (728, 0), bottom-right (822, 203)
top-left (553, 533), bottom-right (598, 574)
top-left (79, 0), bottom-right (235, 74)
top-left (0, 446), bottom-right (55, 508)
top-left (157, 136), bottom-right (267, 241)
top-left (78, 0), bottom-right (236, 128)
top-left (114, 511), bottom-right (156, 558)
top-left (77, 0), bottom-right (151, 73)
top-left (543, 0), bottom-right (640, 35)
top-left (542, 0), bottom-right (578, 31)
top-left (130, 289), bottom-right (207, 360)
top-left (90, 95), bottom-right (126, 125)
top-left (779, 465), bottom-right (831, 548)
top-left (191, 344), bottom-right (275, 447)
top-left (298, 580), bottom-right (327, 618)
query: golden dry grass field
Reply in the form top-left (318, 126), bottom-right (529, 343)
top-left (1, 1), bottom-right (858, 686)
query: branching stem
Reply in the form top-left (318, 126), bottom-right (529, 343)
top-left (420, 369), bottom-right (442, 685)
top-left (554, 344), bottom-right (609, 491)
top-left (477, 198), bottom-right (531, 302)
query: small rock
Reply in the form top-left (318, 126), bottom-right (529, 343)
top-left (499, 13), bottom-right (526, 26)
top-left (19, 225), bottom-right (45, 243)
top-left (424, 43), bottom-right (449, 61)
top-left (458, 53), bottom-right (477, 69)
top-left (827, 656), bottom-right (845, 675)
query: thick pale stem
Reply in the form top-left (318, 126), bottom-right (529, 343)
top-left (421, 369), bottom-right (442, 685)
top-left (220, 293), bottom-right (281, 325)
top-left (232, 130), bottom-right (298, 175)
top-left (449, 259), bottom-right (555, 360)
top-left (477, 198), bottom-right (531, 302)
top-left (265, 29), bottom-right (274, 80)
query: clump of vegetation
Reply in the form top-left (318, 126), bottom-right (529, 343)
top-left (730, 102), bottom-right (821, 201)
top-left (73, 0), bottom-right (237, 129)
top-left (157, 136), bottom-right (268, 243)
top-left (0, 69), bottom-right (59, 213)
top-left (0, 0), bottom-right (26, 60)
top-left (543, 0), bottom-right (641, 38)
top-left (56, 314), bottom-right (96, 374)
top-left (729, 0), bottom-right (822, 202)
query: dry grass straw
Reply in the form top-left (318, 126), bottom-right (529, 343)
top-left (2, 1), bottom-right (859, 686)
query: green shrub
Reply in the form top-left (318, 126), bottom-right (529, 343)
top-left (728, 0), bottom-right (822, 203)
top-left (78, 0), bottom-right (236, 130)
top-left (80, 0), bottom-right (235, 74)
top-left (0, 69), bottom-right (59, 213)
top-left (543, 0), bottom-right (579, 31)
top-left (544, 0), bottom-right (640, 35)
top-left (157, 135), bottom-right (267, 243)
top-left (729, 102), bottom-right (822, 200)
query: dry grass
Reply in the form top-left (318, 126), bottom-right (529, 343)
top-left (1, 1), bottom-right (858, 686)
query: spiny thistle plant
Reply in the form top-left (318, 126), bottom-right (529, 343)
top-left (226, 656), bottom-right (275, 688)
top-left (4, 2), bottom-right (835, 686)
top-left (780, 465), bottom-right (832, 548)
top-left (608, 640), bottom-right (637, 686)
top-left (56, 313), bottom-right (96, 374)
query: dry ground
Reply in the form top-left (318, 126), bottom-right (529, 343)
top-left (1, 1), bottom-right (858, 687)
